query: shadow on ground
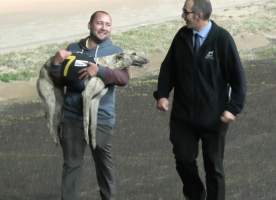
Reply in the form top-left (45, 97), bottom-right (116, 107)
top-left (0, 59), bottom-right (276, 200)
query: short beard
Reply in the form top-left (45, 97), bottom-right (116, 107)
top-left (89, 31), bottom-right (106, 44)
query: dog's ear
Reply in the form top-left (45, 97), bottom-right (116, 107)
top-left (115, 53), bottom-right (124, 60)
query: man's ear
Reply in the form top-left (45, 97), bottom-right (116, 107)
top-left (197, 12), bottom-right (204, 20)
top-left (88, 22), bottom-right (91, 30)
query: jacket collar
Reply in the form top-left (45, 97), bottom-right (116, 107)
top-left (179, 27), bottom-right (194, 52)
top-left (179, 20), bottom-right (219, 54)
top-left (79, 36), bottom-right (113, 51)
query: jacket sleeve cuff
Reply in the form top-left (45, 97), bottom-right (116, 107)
top-left (153, 91), bottom-right (158, 100)
top-left (225, 104), bottom-right (240, 116)
top-left (96, 65), bottom-right (106, 80)
top-left (153, 91), bottom-right (169, 100)
top-left (45, 57), bottom-right (61, 70)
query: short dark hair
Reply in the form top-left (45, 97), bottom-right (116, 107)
top-left (89, 11), bottom-right (110, 22)
top-left (192, 0), bottom-right (212, 20)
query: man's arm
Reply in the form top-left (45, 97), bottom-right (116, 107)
top-left (97, 66), bottom-right (129, 86)
top-left (47, 50), bottom-right (72, 86)
top-left (221, 31), bottom-right (246, 122)
top-left (154, 42), bottom-right (175, 100)
top-left (78, 62), bottom-right (129, 86)
top-left (154, 38), bottom-right (176, 111)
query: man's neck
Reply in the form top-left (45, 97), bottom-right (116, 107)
top-left (86, 37), bottom-right (98, 49)
top-left (194, 20), bottom-right (209, 32)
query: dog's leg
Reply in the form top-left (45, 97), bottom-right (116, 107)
top-left (37, 67), bottom-right (58, 143)
top-left (89, 87), bottom-right (107, 149)
top-left (53, 88), bottom-right (63, 144)
top-left (82, 79), bottom-right (92, 144)
top-left (82, 78), bottom-right (105, 145)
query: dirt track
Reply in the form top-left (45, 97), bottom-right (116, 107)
top-left (1, 59), bottom-right (276, 200)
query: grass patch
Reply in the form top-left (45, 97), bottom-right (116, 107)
top-left (0, 0), bottom-right (276, 82)
top-left (112, 21), bottom-right (183, 54)
top-left (0, 20), bottom-right (183, 82)
top-left (215, 1), bottom-right (276, 36)
top-left (0, 71), bottom-right (35, 82)
top-left (130, 76), bottom-right (158, 87)
top-left (0, 43), bottom-right (69, 82)
top-left (240, 44), bottom-right (276, 61)
top-left (253, 45), bottom-right (276, 60)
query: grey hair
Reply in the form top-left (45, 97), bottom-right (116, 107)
top-left (192, 0), bottom-right (212, 20)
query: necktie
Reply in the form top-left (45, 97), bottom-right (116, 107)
top-left (194, 33), bottom-right (200, 53)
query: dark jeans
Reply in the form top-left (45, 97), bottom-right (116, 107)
top-left (170, 120), bottom-right (228, 200)
top-left (59, 120), bottom-right (115, 200)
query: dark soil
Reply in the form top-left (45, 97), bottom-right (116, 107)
top-left (0, 59), bottom-right (276, 200)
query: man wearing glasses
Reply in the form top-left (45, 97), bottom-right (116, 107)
top-left (154, 0), bottom-right (246, 199)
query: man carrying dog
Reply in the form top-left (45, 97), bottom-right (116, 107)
top-left (49, 11), bottom-right (129, 200)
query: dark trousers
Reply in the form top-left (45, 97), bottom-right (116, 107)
top-left (170, 120), bottom-right (228, 200)
top-left (59, 121), bottom-right (115, 200)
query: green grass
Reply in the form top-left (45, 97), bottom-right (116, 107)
top-left (112, 21), bottom-right (183, 54)
top-left (0, 20), bottom-right (183, 82)
top-left (216, 1), bottom-right (276, 36)
top-left (0, 43), bottom-right (69, 82)
top-left (254, 45), bottom-right (276, 60)
top-left (0, 0), bottom-right (276, 82)
top-left (240, 44), bottom-right (276, 61)
top-left (0, 71), bottom-right (35, 82)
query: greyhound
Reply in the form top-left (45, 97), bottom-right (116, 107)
top-left (37, 52), bottom-right (148, 148)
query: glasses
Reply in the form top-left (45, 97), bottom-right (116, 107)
top-left (183, 9), bottom-right (194, 16)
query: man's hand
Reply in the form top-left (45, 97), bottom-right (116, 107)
top-left (78, 62), bottom-right (98, 80)
top-left (156, 97), bottom-right (169, 111)
top-left (52, 50), bottom-right (72, 65)
top-left (220, 110), bottom-right (236, 123)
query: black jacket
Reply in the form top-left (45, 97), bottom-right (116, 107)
top-left (154, 21), bottom-right (246, 129)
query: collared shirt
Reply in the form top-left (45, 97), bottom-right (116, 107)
top-left (193, 20), bottom-right (212, 47)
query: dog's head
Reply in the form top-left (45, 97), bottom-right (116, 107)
top-left (96, 51), bottom-right (148, 69)
top-left (115, 51), bottom-right (149, 67)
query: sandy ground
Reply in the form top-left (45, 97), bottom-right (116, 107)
top-left (0, 0), bottom-right (275, 102)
